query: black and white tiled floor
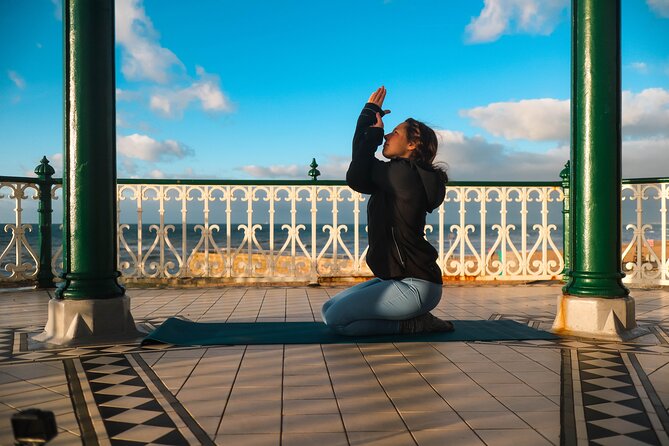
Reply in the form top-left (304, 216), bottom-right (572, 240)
top-left (0, 285), bottom-right (668, 445)
top-left (82, 354), bottom-right (189, 445)
top-left (577, 350), bottom-right (665, 444)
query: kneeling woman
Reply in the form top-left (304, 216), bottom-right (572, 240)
top-left (321, 87), bottom-right (453, 335)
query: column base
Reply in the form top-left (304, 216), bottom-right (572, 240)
top-left (552, 294), bottom-right (648, 341)
top-left (32, 295), bottom-right (146, 346)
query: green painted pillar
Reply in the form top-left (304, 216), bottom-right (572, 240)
top-left (563, 0), bottom-right (628, 298)
top-left (56, 0), bottom-right (124, 299)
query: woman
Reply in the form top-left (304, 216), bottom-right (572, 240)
top-left (321, 86), bottom-right (453, 335)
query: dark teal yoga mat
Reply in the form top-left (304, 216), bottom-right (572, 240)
top-left (141, 318), bottom-right (558, 346)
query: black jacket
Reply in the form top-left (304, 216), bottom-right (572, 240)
top-left (346, 103), bottom-right (446, 284)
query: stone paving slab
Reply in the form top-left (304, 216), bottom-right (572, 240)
top-left (0, 285), bottom-right (667, 445)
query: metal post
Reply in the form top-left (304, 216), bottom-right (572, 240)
top-left (34, 0), bottom-right (140, 345)
top-left (560, 161), bottom-right (570, 282)
top-left (552, 0), bottom-right (643, 341)
top-left (56, 0), bottom-right (124, 299)
top-left (35, 157), bottom-right (55, 288)
top-left (563, 0), bottom-right (628, 298)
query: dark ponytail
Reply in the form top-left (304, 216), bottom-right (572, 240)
top-left (404, 118), bottom-right (448, 182)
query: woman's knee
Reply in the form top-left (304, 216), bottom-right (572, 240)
top-left (424, 284), bottom-right (443, 311)
top-left (321, 305), bottom-right (349, 328)
top-left (321, 299), bottom-right (334, 318)
top-left (320, 303), bottom-right (336, 326)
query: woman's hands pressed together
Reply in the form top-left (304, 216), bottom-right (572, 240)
top-left (368, 86), bottom-right (391, 128)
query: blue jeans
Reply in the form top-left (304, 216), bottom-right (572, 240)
top-left (321, 278), bottom-right (442, 336)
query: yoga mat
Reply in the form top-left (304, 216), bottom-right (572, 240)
top-left (141, 318), bottom-right (558, 346)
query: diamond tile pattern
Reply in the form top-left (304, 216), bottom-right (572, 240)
top-left (0, 328), bottom-right (13, 361)
top-left (578, 350), bottom-right (661, 445)
top-left (81, 354), bottom-right (189, 445)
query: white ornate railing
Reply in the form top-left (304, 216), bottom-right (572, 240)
top-left (116, 183), bottom-right (370, 282)
top-left (622, 181), bottom-right (669, 286)
top-left (439, 185), bottom-right (564, 281)
top-left (0, 180), bottom-right (40, 281)
top-left (2, 176), bottom-right (668, 286)
top-left (111, 180), bottom-right (568, 283)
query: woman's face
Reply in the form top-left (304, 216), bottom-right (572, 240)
top-left (382, 123), bottom-right (415, 159)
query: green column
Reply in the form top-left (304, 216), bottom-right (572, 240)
top-left (563, 0), bottom-right (628, 297)
top-left (56, 0), bottom-right (124, 299)
top-left (35, 157), bottom-right (56, 288)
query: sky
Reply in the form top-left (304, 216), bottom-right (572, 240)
top-left (1, 0), bottom-right (668, 184)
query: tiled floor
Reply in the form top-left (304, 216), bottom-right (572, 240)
top-left (0, 284), bottom-right (668, 445)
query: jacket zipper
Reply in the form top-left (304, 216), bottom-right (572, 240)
top-left (391, 227), bottom-right (406, 269)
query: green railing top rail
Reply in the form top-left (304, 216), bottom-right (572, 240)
top-left (2, 175), bottom-right (669, 187)
top-left (115, 178), bottom-right (566, 187)
top-left (0, 175), bottom-right (46, 184)
top-left (622, 177), bottom-right (669, 185)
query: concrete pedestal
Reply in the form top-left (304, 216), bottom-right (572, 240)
top-left (32, 295), bottom-right (144, 346)
top-left (552, 294), bottom-right (648, 341)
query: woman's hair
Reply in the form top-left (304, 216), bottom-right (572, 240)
top-left (404, 118), bottom-right (448, 182)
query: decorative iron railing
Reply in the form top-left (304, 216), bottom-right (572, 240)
top-left (112, 180), bottom-right (564, 283)
top-left (0, 177), bottom-right (40, 282)
top-left (1, 161), bottom-right (668, 286)
top-left (621, 179), bottom-right (669, 286)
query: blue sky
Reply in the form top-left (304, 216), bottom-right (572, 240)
top-left (1, 0), bottom-right (668, 183)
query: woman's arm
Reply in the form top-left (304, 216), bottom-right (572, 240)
top-left (346, 87), bottom-right (391, 194)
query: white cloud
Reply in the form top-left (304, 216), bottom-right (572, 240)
top-left (149, 67), bottom-right (233, 118)
top-left (622, 138), bottom-right (669, 177)
top-left (50, 0), bottom-right (62, 21)
top-left (117, 133), bottom-right (193, 161)
top-left (121, 166), bottom-right (216, 179)
top-left (630, 62), bottom-right (649, 74)
top-left (115, 0), bottom-right (184, 83)
top-left (239, 155), bottom-right (351, 180)
top-left (622, 88), bottom-right (669, 137)
top-left (462, 98), bottom-right (569, 141)
top-left (647, 0), bottom-right (669, 18)
top-left (120, 158), bottom-right (138, 176)
top-left (149, 95), bottom-right (171, 115)
top-left (465, 0), bottom-right (568, 43)
top-left (435, 130), bottom-right (669, 181)
top-left (49, 153), bottom-right (63, 176)
top-left (113, 1), bottom-right (233, 122)
top-left (116, 88), bottom-right (141, 101)
top-left (462, 88), bottom-right (669, 141)
top-left (318, 155), bottom-right (351, 180)
top-left (7, 70), bottom-right (26, 89)
top-left (240, 164), bottom-right (302, 179)
top-left (148, 169), bottom-right (166, 179)
top-left (240, 137), bottom-right (568, 182)
top-left (435, 130), bottom-right (568, 181)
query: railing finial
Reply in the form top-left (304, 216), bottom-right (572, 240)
top-left (560, 160), bottom-right (570, 181)
top-left (308, 158), bottom-right (321, 182)
top-left (35, 156), bottom-right (56, 179)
